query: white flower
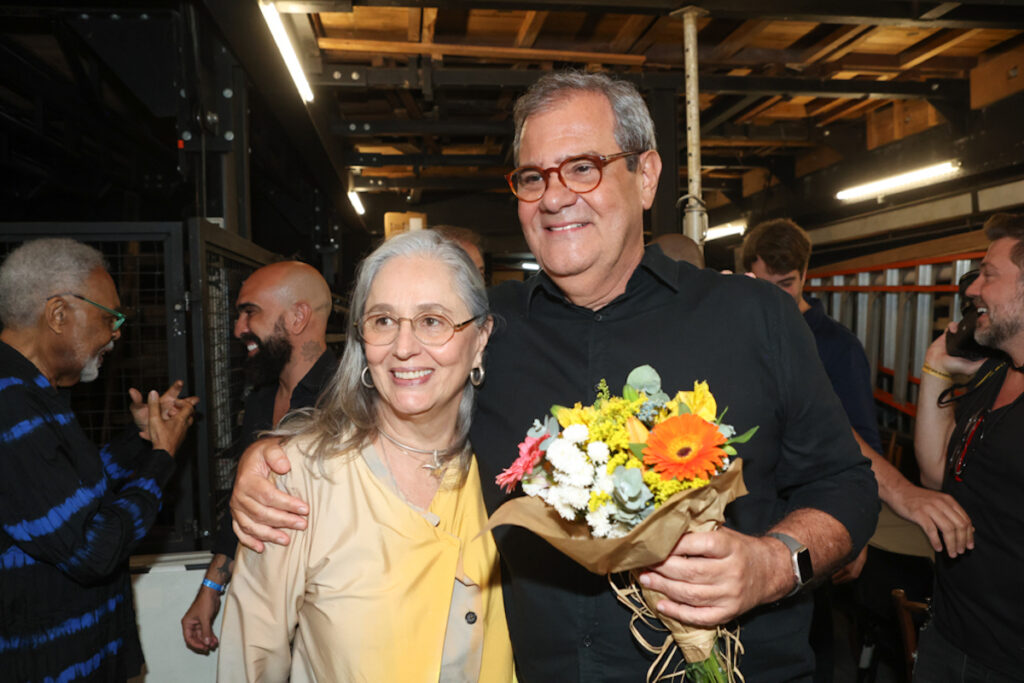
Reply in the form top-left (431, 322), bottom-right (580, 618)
top-left (547, 484), bottom-right (589, 521)
top-left (547, 439), bottom-right (594, 488)
top-left (586, 504), bottom-right (614, 538)
top-left (587, 503), bottom-right (630, 539)
top-left (545, 438), bottom-right (575, 464)
top-left (604, 522), bottom-right (630, 539)
top-left (548, 484), bottom-right (590, 519)
top-left (718, 422), bottom-right (735, 439)
top-left (587, 441), bottom-right (610, 464)
top-left (593, 467), bottom-right (615, 496)
top-left (562, 423), bottom-right (589, 444)
top-left (522, 470), bottom-right (551, 502)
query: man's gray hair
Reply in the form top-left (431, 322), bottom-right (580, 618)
top-left (273, 229), bottom-right (490, 475)
top-left (0, 238), bottom-right (107, 328)
top-left (512, 70), bottom-right (657, 171)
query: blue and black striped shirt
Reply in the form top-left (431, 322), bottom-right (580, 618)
top-left (0, 340), bottom-right (175, 682)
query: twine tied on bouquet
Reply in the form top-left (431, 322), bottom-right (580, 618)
top-left (609, 570), bottom-right (744, 683)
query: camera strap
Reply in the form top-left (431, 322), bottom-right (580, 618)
top-left (937, 361), bottom-right (1007, 408)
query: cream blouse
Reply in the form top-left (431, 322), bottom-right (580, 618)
top-left (216, 439), bottom-right (513, 683)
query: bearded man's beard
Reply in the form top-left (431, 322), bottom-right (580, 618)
top-left (240, 321), bottom-right (292, 387)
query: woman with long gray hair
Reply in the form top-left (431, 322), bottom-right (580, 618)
top-left (217, 230), bottom-right (512, 682)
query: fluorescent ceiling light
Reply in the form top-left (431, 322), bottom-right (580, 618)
top-left (836, 160), bottom-right (960, 202)
top-left (521, 262), bottom-right (540, 271)
top-left (705, 221), bottom-right (746, 241)
top-left (259, 2), bottom-right (315, 103)
top-left (347, 191), bottom-right (365, 215)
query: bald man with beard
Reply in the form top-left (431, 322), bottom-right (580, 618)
top-left (181, 261), bottom-right (337, 655)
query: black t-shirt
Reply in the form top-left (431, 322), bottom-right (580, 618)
top-left (471, 247), bottom-right (879, 683)
top-left (934, 359), bottom-right (1024, 674)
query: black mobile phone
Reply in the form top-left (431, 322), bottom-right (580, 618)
top-left (945, 269), bottom-right (993, 361)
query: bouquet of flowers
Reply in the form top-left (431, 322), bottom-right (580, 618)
top-left (489, 366), bottom-right (757, 683)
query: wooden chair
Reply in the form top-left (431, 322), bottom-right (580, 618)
top-left (891, 588), bottom-right (929, 682)
top-left (885, 432), bottom-right (903, 470)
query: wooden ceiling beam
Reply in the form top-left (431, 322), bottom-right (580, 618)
top-left (351, 174), bottom-right (506, 191)
top-left (609, 14), bottom-right (654, 53)
top-left (825, 26), bottom-right (884, 62)
top-left (515, 10), bottom-right (548, 48)
top-left (708, 19), bottom-right (771, 62)
top-left (629, 16), bottom-right (671, 55)
top-left (832, 53), bottom-right (977, 72)
top-left (918, 3), bottom-right (962, 21)
top-left (805, 97), bottom-right (850, 117)
top-left (318, 65), bottom-right (965, 101)
top-left (421, 8), bottom-right (438, 44)
top-left (337, 1), bottom-right (1024, 29)
top-left (815, 96), bottom-right (881, 126)
top-left (701, 94), bottom-right (763, 135)
top-left (798, 25), bottom-right (875, 65)
top-left (318, 37), bottom-right (646, 65)
top-left (898, 28), bottom-right (982, 70)
top-left (733, 95), bottom-right (783, 124)
top-left (407, 8), bottom-right (421, 42)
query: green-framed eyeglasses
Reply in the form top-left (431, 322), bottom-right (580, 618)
top-left (49, 292), bottom-right (126, 332)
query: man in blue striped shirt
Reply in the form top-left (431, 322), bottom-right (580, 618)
top-left (0, 238), bottom-right (197, 682)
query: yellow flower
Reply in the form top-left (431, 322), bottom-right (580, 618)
top-left (625, 416), bottom-right (649, 443)
top-left (678, 381), bottom-right (717, 422)
top-left (554, 403), bottom-right (595, 429)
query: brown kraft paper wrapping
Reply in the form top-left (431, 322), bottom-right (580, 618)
top-left (485, 460), bottom-right (748, 665)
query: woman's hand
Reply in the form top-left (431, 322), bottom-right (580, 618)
top-left (230, 438), bottom-right (309, 552)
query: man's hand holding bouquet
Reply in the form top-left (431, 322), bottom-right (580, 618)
top-left (489, 366), bottom-right (757, 682)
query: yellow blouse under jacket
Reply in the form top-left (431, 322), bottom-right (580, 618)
top-left (216, 439), bottom-right (513, 683)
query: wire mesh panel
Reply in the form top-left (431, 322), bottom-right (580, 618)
top-left (203, 251), bottom-right (257, 503)
top-left (188, 219), bottom-right (277, 545)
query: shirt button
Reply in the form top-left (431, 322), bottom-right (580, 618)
top-left (583, 635), bottom-right (593, 648)
top-left (594, 314), bottom-right (604, 321)
top-left (465, 611), bottom-right (477, 624)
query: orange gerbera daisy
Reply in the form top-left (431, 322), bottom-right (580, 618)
top-left (642, 414), bottom-right (727, 481)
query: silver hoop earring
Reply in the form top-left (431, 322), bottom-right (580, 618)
top-left (361, 366), bottom-right (375, 389)
top-left (469, 366), bottom-right (484, 387)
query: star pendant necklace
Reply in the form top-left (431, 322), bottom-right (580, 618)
top-left (378, 428), bottom-right (454, 471)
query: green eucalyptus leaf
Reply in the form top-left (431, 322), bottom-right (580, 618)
top-left (625, 365), bottom-right (662, 395)
top-left (725, 425), bottom-right (759, 444)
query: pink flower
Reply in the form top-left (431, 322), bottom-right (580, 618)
top-left (496, 435), bottom-right (546, 493)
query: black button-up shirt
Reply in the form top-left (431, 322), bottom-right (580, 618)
top-left (471, 247), bottom-right (878, 682)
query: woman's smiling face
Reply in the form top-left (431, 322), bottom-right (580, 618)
top-left (363, 255), bottom-right (490, 427)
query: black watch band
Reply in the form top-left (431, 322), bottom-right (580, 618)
top-left (768, 532), bottom-right (813, 598)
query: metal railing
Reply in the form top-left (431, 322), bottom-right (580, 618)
top-left (806, 251), bottom-right (984, 435)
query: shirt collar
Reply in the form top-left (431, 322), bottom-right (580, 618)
top-left (294, 348), bottom-right (337, 401)
top-left (0, 339), bottom-right (56, 394)
top-left (801, 295), bottom-right (825, 326)
top-left (522, 244), bottom-right (681, 314)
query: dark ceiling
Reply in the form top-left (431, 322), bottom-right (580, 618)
top-left (3, 1), bottom-right (1024, 272)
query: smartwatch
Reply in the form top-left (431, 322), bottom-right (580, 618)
top-left (768, 532), bottom-right (813, 598)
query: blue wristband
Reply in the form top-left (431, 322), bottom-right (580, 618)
top-left (202, 578), bottom-right (226, 594)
